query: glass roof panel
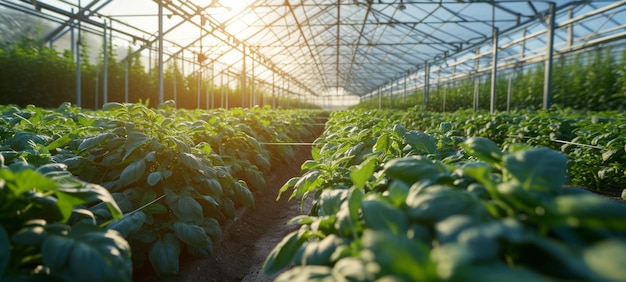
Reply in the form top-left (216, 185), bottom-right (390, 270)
top-left (1, 0), bottom-right (625, 100)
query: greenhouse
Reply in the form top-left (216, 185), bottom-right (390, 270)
top-left (2, 1), bottom-right (626, 281)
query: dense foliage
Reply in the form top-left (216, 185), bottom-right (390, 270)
top-left (356, 47), bottom-right (626, 112)
top-left (0, 102), bottom-right (321, 279)
top-left (265, 109), bottom-right (626, 281)
top-left (0, 38), bottom-right (319, 110)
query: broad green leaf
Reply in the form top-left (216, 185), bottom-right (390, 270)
top-left (123, 131), bottom-right (150, 161)
top-left (333, 257), bottom-right (372, 282)
top-left (169, 194), bottom-right (203, 221)
top-left (199, 218), bottom-right (222, 239)
top-left (373, 132), bottom-right (391, 153)
top-left (11, 219), bottom-right (47, 245)
top-left (101, 102), bottom-right (126, 111)
top-left (178, 152), bottom-right (203, 171)
top-left (35, 163), bottom-right (68, 175)
top-left (118, 159), bottom-right (146, 187)
top-left (583, 239), bottom-right (626, 281)
top-left (406, 186), bottom-right (487, 223)
top-left (404, 130), bottom-right (437, 154)
top-left (348, 187), bottom-right (363, 224)
top-left (383, 156), bottom-right (446, 184)
top-left (147, 171), bottom-right (162, 186)
top-left (46, 133), bottom-right (73, 151)
top-left (263, 229), bottom-right (309, 275)
top-left (274, 266), bottom-right (334, 282)
top-left (301, 160), bottom-right (320, 171)
top-left (277, 177), bottom-right (300, 200)
top-left (462, 137), bottom-right (503, 165)
top-left (172, 222), bottom-right (212, 248)
top-left (233, 181), bottom-right (255, 207)
top-left (300, 234), bottom-right (347, 265)
top-left (107, 211), bottom-right (146, 237)
top-left (291, 170), bottom-right (322, 200)
top-left (42, 225), bottom-right (132, 282)
top-left (451, 262), bottom-right (551, 282)
top-left (460, 162), bottom-right (496, 191)
top-left (384, 180), bottom-right (409, 207)
top-left (8, 169), bottom-right (58, 195)
top-left (361, 229), bottom-right (433, 281)
top-left (56, 183), bottom-right (123, 222)
top-left (554, 194), bottom-right (626, 230)
top-left (78, 133), bottom-right (114, 152)
top-left (318, 189), bottom-right (348, 216)
top-left (350, 155), bottom-right (377, 189)
top-left (362, 197), bottom-right (408, 234)
top-left (503, 148), bottom-right (568, 193)
top-left (149, 233), bottom-right (181, 277)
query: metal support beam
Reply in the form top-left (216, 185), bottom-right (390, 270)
top-left (490, 27), bottom-right (498, 114)
top-left (543, 3), bottom-right (556, 110)
top-left (75, 2), bottom-right (82, 108)
top-left (158, 2), bottom-right (164, 105)
top-left (242, 45), bottom-right (247, 108)
top-left (423, 62), bottom-right (430, 111)
top-left (102, 19), bottom-right (108, 107)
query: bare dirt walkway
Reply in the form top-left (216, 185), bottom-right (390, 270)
top-left (135, 123), bottom-right (323, 282)
top-left (174, 146), bottom-right (314, 282)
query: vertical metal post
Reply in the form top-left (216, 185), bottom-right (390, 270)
top-left (95, 64), bottom-right (99, 109)
top-left (221, 72), bottom-right (225, 108)
top-left (473, 79), bottom-right (480, 112)
top-left (443, 82), bottom-right (447, 113)
top-left (473, 48), bottom-right (479, 112)
top-left (403, 75), bottom-right (407, 105)
top-left (75, 3), bottom-right (81, 107)
top-left (378, 86), bottom-right (382, 109)
top-left (197, 67), bottom-right (201, 109)
top-left (423, 62), bottom-right (430, 111)
top-left (251, 57), bottom-right (255, 107)
top-left (272, 72), bottom-right (276, 108)
top-left (173, 56), bottom-right (177, 105)
top-left (70, 9), bottom-right (75, 55)
top-left (124, 59), bottom-right (129, 103)
top-left (211, 63), bottom-right (214, 109)
top-left (158, 1), bottom-right (164, 104)
top-left (241, 46), bottom-right (247, 108)
top-left (102, 19), bottom-right (108, 107)
top-left (507, 76), bottom-right (512, 112)
top-left (286, 80), bottom-right (291, 108)
top-left (543, 2), bottom-right (556, 110)
top-left (226, 74), bottom-right (230, 109)
top-left (567, 8), bottom-right (573, 48)
top-left (490, 27), bottom-right (499, 114)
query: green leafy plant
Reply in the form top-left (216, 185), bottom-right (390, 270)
top-left (0, 157), bottom-right (130, 281)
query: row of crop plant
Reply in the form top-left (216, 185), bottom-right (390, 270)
top-left (0, 38), bottom-right (319, 110)
top-left (392, 107), bottom-right (626, 191)
top-left (356, 47), bottom-right (626, 112)
top-left (0, 101), bottom-right (321, 280)
top-left (264, 109), bottom-right (626, 281)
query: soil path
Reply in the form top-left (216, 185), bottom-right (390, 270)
top-left (174, 146), bottom-right (314, 282)
top-left (135, 123), bottom-right (324, 282)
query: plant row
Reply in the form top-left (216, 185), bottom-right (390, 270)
top-left (0, 102), bottom-right (321, 280)
top-left (356, 47), bottom-right (626, 112)
top-left (0, 38), bottom-right (320, 110)
top-left (264, 110), bottom-right (626, 281)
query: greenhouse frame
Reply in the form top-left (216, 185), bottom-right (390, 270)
top-left (1, 0), bottom-right (626, 110)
